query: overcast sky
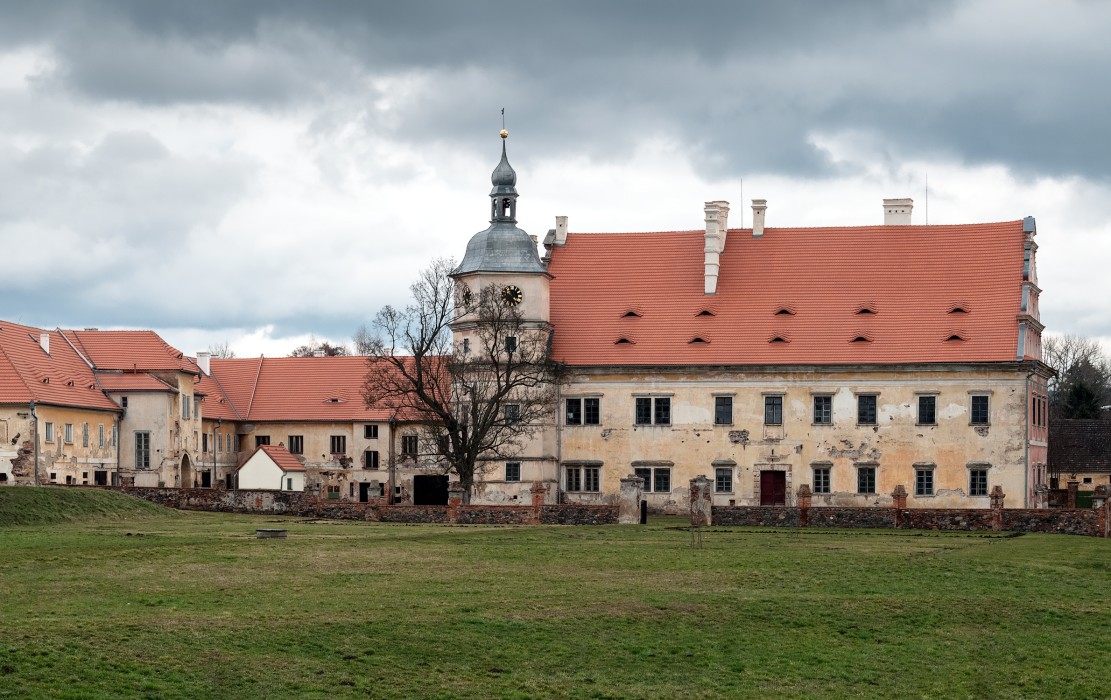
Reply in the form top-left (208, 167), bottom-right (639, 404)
top-left (1, 0), bottom-right (1108, 357)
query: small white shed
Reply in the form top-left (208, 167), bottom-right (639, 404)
top-left (237, 444), bottom-right (306, 491)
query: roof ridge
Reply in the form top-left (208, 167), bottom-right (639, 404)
top-left (58, 329), bottom-right (95, 369)
top-left (245, 357), bottom-right (264, 419)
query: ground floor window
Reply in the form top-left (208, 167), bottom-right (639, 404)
top-left (364, 450), bottom-right (380, 469)
top-left (715, 468), bottom-right (732, 493)
top-left (505, 462), bottom-right (521, 482)
top-left (565, 466), bottom-right (600, 492)
top-left (969, 469), bottom-right (988, 496)
top-left (635, 467), bottom-right (671, 493)
top-left (402, 435), bottom-right (418, 456)
top-left (915, 468), bottom-right (934, 496)
top-left (857, 467), bottom-right (876, 494)
top-left (813, 467), bottom-right (831, 494)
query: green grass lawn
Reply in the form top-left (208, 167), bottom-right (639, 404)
top-left (1, 490), bottom-right (1108, 699)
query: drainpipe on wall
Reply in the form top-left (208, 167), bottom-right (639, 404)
top-left (554, 381), bottom-right (562, 505)
top-left (1024, 362), bottom-right (1036, 508)
top-left (388, 416), bottom-right (397, 504)
top-left (30, 401), bottom-right (38, 486)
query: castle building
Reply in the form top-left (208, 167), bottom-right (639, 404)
top-left (456, 135), bottom-right (1052, 510)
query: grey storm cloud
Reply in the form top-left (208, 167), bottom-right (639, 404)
top-left (8, 0), bottom-right (1109, 180)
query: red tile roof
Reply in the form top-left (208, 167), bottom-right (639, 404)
top-left (61, 329), bottom-right (196, 373)
top-left (244, 444), bottom-right (306, 472)
top-left (209, 356), bottom-right (406, 422)
top-left (0, 321), bottom-right (121, 412)
top-left (193, 368), bottom-right (242, 422)
top-left (95, 372), bottom-right (177, 392)
top-left (547, 222), bottom-right (1028, 366)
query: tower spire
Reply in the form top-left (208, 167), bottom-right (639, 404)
top-left (490, 125), bottom-right (518, 223)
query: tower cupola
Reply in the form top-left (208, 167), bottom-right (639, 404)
top-left (490, 129), bottom-right (518, 223)
top-left (453, 130), bottom-right (547, 276)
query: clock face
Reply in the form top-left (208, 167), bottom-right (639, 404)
top-left (501, 284), bottom-right (524, 307)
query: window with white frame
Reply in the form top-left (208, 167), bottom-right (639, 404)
top-left (64, 423), bottom-right (73, 444)
top-left (44, 422), bottom-right (54, 443)
top-left (635, 396), bottom-right (670, 425)
top-left (714, 467), bottom-right (733, 493)
top-left (566, 397), bottom-right (601, 425)
top-left (98, 424), bottom-right (105, 449)
top-left (505, 462), bottom-right (521, 482)
top-left (565, 465), bottom-right (600, 492)
top-left (82, 423), bottom-right (89, 447)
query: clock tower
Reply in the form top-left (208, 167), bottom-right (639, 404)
top-left (450, 130), bottom-right (556, 503)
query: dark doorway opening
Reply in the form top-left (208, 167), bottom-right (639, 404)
top-left (225, 474), bottom-right (234, 489)
top-left (94, 470), bottom-right (108, 486)
top-left (200, 471), bottom-right (212, 488)
top-left (413, 474), bottom-right (449, 505)
top-left (359, 482), bottom-right (384, 503)
top-left (760, 470), bottom-right (787, 506)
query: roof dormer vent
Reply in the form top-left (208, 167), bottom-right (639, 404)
top-left (855, 305), bottom-right (877, 315)
top-left (850, 335), bottom-right (874, 343)
top-left (769, 336), bottom-right (789, 344)
top-left (774, 307), bottom-right (796, 316)
top-left (688, 337), bottom-right (709, 344)
top-left (945, 334), bottom-right (968, 342)
top-left (697, 309), bottom-right (716, 317)
top-left (614, 337), bottom-right (634, 345)
top-left (948, 305), bottom-right (970, 314)
top-left (622, 310), bottom-right (642, 318)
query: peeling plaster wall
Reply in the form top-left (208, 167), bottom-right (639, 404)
top-left (558, 365), bottom-right (1037, 510)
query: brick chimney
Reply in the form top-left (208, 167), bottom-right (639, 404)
top-left (196, 351), bottom-right (211, 375)
top-left (704, 200), bottom-right (730, 295)
top-left (883, 198), bottom-right (913, 225)
top-left (751, 199), bottom-right (767, 238)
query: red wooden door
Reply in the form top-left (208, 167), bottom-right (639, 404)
top-left (760, 470), bottom-right (786, 506)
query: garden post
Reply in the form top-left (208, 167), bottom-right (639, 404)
top-left (891, 485), bottom-right (908, 528)
top-left (1066, 481), bottom-right (1079, 509)
top-left (990, 485), bottom-right (1005, 531)
top-left (796, 484), bottom-right (812, 527)
top-left (689, 475), bottom-right (712, 527)
top-left (619, 475), bottom-right (644, 525)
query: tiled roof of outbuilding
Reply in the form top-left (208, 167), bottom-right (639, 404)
top-left (245, 444), bottom-right (306, 473)
top-left (547, 222), bottom-right (1028, 366)
top-left (1049, 419), bottom-right (1111, 472)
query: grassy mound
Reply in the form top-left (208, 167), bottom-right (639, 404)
top-left (0, 486), bottom-right (172, 526)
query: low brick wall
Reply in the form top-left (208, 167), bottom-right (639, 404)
top-left (113, 487), bottom-right (618, 525)
top-left (709, 504), bottom-right (1106, 537)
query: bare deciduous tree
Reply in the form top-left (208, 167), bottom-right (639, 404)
top-left (361, 258), bottom-right (559, 500)
top-left (290, 337), bottom-right (350, 357)
top-left (1043, 334), bottom-right (1111, 418)
top-left (207, 341), bottom-right (236, 359)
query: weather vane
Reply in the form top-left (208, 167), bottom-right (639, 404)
top-left (500, 107), bottom-right (508, 139)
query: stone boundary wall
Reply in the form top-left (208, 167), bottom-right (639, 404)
top-left (111, 487), bottom-right (618, 525)
top-left (710, 505), bottom-right (1105, 537)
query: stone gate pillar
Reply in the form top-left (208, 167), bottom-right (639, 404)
top-left (1066, 481), bottom-right (1079, 509)
top-left (618, 475), bottom-right (643, 525)
top-left (891, 485), bottom-right (908, 528)
top-left (990, 485), bottom-right (1006, 531)
top-left (447, 484), bottom-right (465, 525)
top-left (1092, 485), bottom-right (1109, 538)
top-left (690, 475), bottom-right (712, 527)
top-left (530, 481), bottom-right (549, 524)
top-left (797, 483), bottom-right (812, 527)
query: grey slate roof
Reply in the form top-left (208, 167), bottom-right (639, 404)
top-left (455, 222), bottom-right (547, 275)
top-left (1049, 419), bottom-right (1111, 472)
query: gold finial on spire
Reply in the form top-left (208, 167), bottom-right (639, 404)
top-left (500, 107), bottom-right (508, 138)
top-left (500, 129), bottom-right (508, 139)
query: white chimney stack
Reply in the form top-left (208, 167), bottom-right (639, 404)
top-left (704, 200), bottom-right (730, 295)
top-left (554, 215), bottom-right (568, 245)
top-left (751, 199), bottom-right (767, 238)
top-left (39, 333), bottom-right (50, 355)
top-left (883, 198), bottom-right (913, 225)
top-left (196, 351), bottom-right (211, 375)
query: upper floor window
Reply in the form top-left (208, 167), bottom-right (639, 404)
top-left (813, 396), bottom-right (832, 425)
top-left (182, 397), bottom-right (190, 420)
top-left (505, 462), bottom-right (521, 482)
top-left (402, 435), bottom-right (418, 456)
top-left (135, 431), bottom-right (151, 469)
top-left (857, 466), bottom-right (876, 494)
top-left (504, 403), bottom-right (521, 424)
top-left (566, 398), bottom-right (600, 425)
top-left (64, 423), bottom-right (74, 444)
top-left (764, 396), bottom-right (783, 425)
top-left (714, 396), bottom-right (733, 425)
top-left (288, 435), bottom-right (304, 454)
top-left (505, 336), bottom-right (517, 354)
top-left (857, 394), bottom-right (877, 425)
top-left (44, 422), bottom-right (55, 443)
top-left (330, 435), bottom-right (347, 454)
top-left (255, 435), bottom-right (271, 447)
top-left (970, 395), bottom-right (990, 425)
top-left (635, 397), bottom-right (670, 425)
top-left (364, 425), bottom-right (379, 439)
top-left (98, 424), bottom-right (105, 449)
top-left (82, 422), bottom-right (89, 448)
top-left (918, 395), bottom-right (937, 425)
top-left (365, 450), bottom-right (380, 469)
